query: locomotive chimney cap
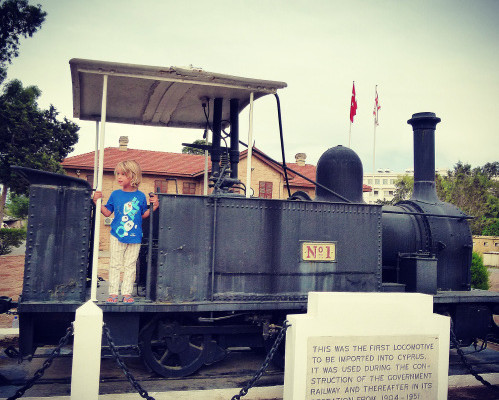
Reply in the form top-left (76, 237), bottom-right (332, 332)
top-left (407, 112), bottom-right (441, 130)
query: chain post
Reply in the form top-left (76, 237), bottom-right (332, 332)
top-left (231, 320), bottom-right (291, 400)
top-left (7, 324), bottom-right (74, 400)
top-left (102, 323), bottom-right (156, 400)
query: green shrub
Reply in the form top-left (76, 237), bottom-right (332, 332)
top-left (471, 252), bottom-right (489, 290)
top-left (6, 193), bottom-right (29, 219)
top-left (0, 228), bottom-right (26, 255)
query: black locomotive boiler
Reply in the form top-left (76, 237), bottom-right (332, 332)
top-left (2, 59), bottom-right (498, 378)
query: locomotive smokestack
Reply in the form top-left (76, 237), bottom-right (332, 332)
top-left (407, 112), bottom-right (441, 202)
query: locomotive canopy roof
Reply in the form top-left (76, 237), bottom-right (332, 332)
top-left (69, 58), bottom-right (287, 129)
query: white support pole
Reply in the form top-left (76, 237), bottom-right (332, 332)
top-left (91, 74), bottom-right (108, 301)
top-left (70, 300), bottom-right (103, 400)
top-left (203, 130), bottom-right (209, 196)
top-left (245, 92), bottom-right (254, 198)
top-left (93, 122), bottom-right (99, 190)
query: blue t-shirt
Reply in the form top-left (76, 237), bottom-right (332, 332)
top-left (106, 190), bottom-right (148, 244)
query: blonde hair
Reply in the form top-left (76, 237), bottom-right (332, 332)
top-left (115, 160), bottom-right (142, 187)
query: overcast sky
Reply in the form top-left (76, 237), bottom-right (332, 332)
top-left (5, 0), bottom-right (499, 173)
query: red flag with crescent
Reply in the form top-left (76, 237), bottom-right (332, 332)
top-left (350, 82), bottom-right (357, 123)
top-left (373, 87), bottom-right (380, 126)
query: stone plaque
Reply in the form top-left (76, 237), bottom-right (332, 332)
top-left (307, 335), bottom-right (438, 400)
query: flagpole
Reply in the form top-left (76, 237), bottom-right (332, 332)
top-left (349, 81), bottom-right (356, 148)
top-left (373, 119), bottom-right (376, 177)
top-left (372, 84), bottom-right (380, 181)
top-left (349, 121), bottom-right (352, 148)
top-left (373, 85), bottom-right (377, 177)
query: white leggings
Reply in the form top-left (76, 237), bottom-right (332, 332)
top-left (108, 235), bottom-right (141, 295)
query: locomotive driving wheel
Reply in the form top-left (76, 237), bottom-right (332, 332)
top-left (138, 318), bottom-right (226, 378)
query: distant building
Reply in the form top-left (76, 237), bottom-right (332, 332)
top-left (363, 168), bottom-right (450, 204)
top-left (363, 169), bottom-right (409, 204)
top-left (473, 235), bottom-right (499, 255)
top-left (2, 216), bottom-right (23, 229)
top-left (473, 235), bottom-right (499, 267)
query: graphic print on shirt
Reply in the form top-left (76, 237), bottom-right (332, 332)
top-left (115, 197), bottom-right (140, 238)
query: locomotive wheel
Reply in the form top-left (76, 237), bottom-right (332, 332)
top-left (139, 318), bottom-right (219, 377)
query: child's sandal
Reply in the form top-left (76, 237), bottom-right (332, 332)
top-left (106, 294), bottom-right (118, 304)
top-left (122, 295), bottom-right (134, 304)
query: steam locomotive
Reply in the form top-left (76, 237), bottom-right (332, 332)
top-left (1, 59), bottom-right (498, 378)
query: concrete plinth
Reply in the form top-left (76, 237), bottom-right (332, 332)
top-left (284, 292), bottom-right (450, 400)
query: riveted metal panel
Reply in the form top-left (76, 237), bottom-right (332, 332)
top-left (155, 195), bottom-right (213, 302)
top-left (21, 179), bottom-right (92, 302)
top-left (156, 195), bottom-right (382, 302)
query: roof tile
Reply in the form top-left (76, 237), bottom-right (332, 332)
top-left (62, 148), bottom-right (210, 176)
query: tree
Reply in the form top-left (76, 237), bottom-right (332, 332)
top-left (436, 162), bottom-right (499, 235)
top-left (182, 139), bottom-right (211, 155)
top-left (5, 192), bottom-right (28, 219)
top-left (481, 162), bottom-right (499, 179)
top-left (482, 219), bottom-right (499, 236)
top-left (391, 175), bottom-right (414, 203)
top-left (0, 0), bottom-right (46, 83)
top-left (470, 252), bottom-right (489, 290)
top-left (0, 79), bottom-right (79, 223)
top-left (0, 227), bottom-right (24, 255)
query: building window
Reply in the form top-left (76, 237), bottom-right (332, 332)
top-left (182, 182), bottom-right (196, 195)
top-left (484, 242), bottom-right (488, 246)
top-left (155, 180), bottom-right (168, 193)
top-left (373, 190), bottom-right (379, 196)
top-left (375, 179), bottom-right (380, 184)
top-left (382, 179), bottom-right (388, 184)
top-left (390, 179), bottom-right (395, 184)
top-left (495, 243), bottom-right (499, 247)
top-left (86, 175), bottom-right (94, 188)
top-left (259, 181), bottom-right (273, 199)
top-left (388, 191), bottom-right (394, 196)
top-left (368, 179), bottom-right (373, 184)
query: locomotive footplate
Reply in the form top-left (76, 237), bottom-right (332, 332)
top-left (434, 289), bottom-right (499, 310)
top-left (17, 289), bottom-right (499, 313)
top-left (17, 299), bottom-right (309, 313)
top-left (434, 290), bottom-right (499, 346)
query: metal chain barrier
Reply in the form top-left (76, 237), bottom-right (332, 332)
top-left (450, 325), bottom-right (498, 392)
top-left (102, 323), bottom-right (156, 400)
top-left (231, 320), bottom-right (291, 400)
top-left (7, 325), bottom-right (74, 400)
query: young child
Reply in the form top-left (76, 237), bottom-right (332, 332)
top-left (93, 160), bottom-right (159, 304)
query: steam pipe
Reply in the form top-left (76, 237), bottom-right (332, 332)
top-left (229, 98), bottom-right (239, 179)
top-left (211, 98), bottom-right (223, 177)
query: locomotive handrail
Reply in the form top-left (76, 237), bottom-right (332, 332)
top-left (146, 193), bottom-right (155, 302)
top-left (381, 209), bottom-right (474, 220)
top-left (274, 93), bottom-right (292, 198)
